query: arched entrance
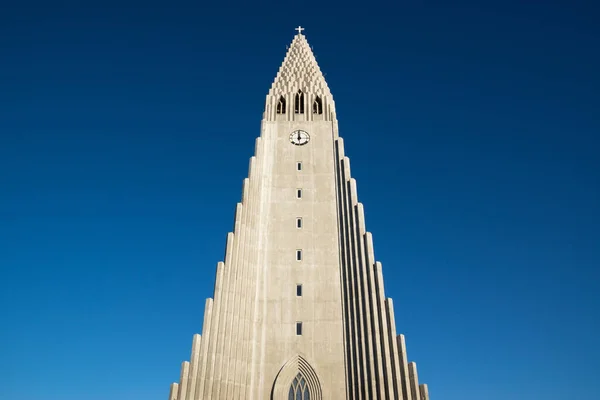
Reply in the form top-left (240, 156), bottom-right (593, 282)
top-left (271, 355), bottom-right (322, 400)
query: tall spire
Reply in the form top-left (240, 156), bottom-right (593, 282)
top-left (266, 28), bottom-right (335, 121)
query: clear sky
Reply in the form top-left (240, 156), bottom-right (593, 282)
top-left (1, 1), bottom-right (598, 399)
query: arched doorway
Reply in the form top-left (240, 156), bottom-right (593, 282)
top-left (271, 355), bottom-right (322, 400)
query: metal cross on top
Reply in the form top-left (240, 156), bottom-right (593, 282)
top-left (295, 26), bottom-right (305, 35)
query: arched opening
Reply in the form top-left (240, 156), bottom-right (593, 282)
top-left (277, 96), bottom-right (286, 114)
top-left (294, 90), bottom-right (305, 114)
top-left (271, 354), bottom-right (322, 400)
top-left (312, 96), bottom-right (323, 115)
top-left (288, 373), bottom-right (311, 400)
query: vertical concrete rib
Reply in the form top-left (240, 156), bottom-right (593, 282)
top-left (218, 199), bottom-right (248, 398)
top-left (168, 383), bottom-right (179, 400)
top-left (419, 384), bottom-right (429, 400)
top-left (367, 248), bottom-right (394, 400)
top-left (358, 203), bottom-right (387, 399)
top-left (408, 362), bottom-right (420, 400)
top-left (229, 193), bottom-right (249, 396)
top-left (397, 335), bottom-right (413, 400)
top-left (241, 154), bottom-right (260, 398)
top-left (239, 176), bottom-right (254, 398)
top-left (256, 129), bottom-right (275, 399)
top-left (233, 158), bottom-right (258, 398)
top-left (349, 186), bottom-right (378, 400)
top-left (334, 138), bottom-right (356, 400)
top-left (213, 203), bottom-right (243, 398)
top-left (360, 230), bottom-right (386, 399)
top-left (346, 176), bottom-right (371, 399)
top-left (184, 334), bottom-right (201, 400)
top-left (384, 297), bottom-right (403, 399)
top-left (233, 174), bottom-right (252, 399)
top-left (226, 177), bottom-right (252, 399)
top-left (176, 362), bottom-right (190, 400)
top-left (341, 156), bottom-right (363, 399)
top-left (249, 137), bottom-right (267, 399)
top-left (203, 231), bottom-right (235, 398)
top-left (196, 298), bottom-right (214, 398)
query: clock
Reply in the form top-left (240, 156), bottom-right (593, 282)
top-left (290, 130), bottom-right (310, 146)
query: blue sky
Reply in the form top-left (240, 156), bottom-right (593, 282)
top-left (1, 1), bottom-right (599, 399)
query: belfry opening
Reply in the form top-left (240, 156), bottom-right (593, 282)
top-left (294, 90), bottom-right (304, 113)
top-left (312, 96), bottom-right (322, 114)
top-left (277, 96), bottom-right (286, 114)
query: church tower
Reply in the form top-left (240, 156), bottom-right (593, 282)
top-left (167, 28), bottom-right (430, 400)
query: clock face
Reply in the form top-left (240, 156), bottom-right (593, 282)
top-left (290, 130), bottom-right (310, 146)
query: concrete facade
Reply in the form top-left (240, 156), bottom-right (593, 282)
top-left (167, 30), bottom-right (430, 400)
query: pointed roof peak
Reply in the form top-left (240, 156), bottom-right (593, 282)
top-left (268, 27), bottom-right (332, 99)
